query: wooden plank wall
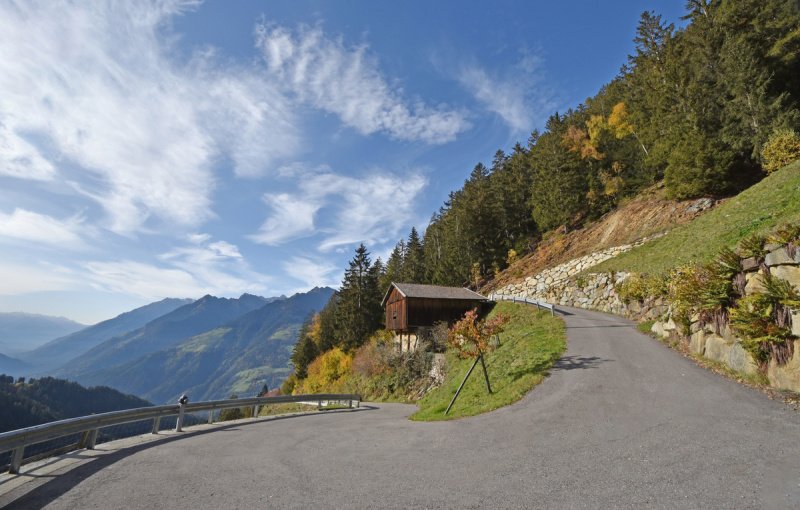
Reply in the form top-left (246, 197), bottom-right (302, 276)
top-left (406, 298), bottom-right (482, 328)
top-left (384, 287), bottom-right (407, 330)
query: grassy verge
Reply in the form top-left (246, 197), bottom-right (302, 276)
top-left (257, 402), bottom-right (323, 417)
top-left (636, 320), bottom-right (655, 335)
top-left (411, 302), bottom-right (566, 421)
top-left (593, 161), bottom-right (800, 275)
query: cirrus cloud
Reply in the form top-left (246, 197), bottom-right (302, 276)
top-left (251, 168), bottom-right (427, 252)
top-left (0, 208), bottom-right (86, 249)
top-left (0, 0), bottom-right (299, 234)
top-left (257, 23), bottom-right (470, 144)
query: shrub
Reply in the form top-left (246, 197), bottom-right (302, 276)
top-left (296, 348), bottom-right (353, 394)
top-left (616, 273), bottom-right (669, 303)
top-left (280, 373), bottom-right (297, 395)
top-left (384, 348), bottom-right (434, 398)
top-left (767, 223), bottom-right (800, 258)
top-left (218, 394), bottom-right (254, 422)
top-left (447, 309), bottom-right (509, 359)
top-left (730, 294), bottom-right (792, 365)
top-left (506, 249), bottom-right (518, 266)
top-left (730, 274), bottom-right (799, 365)
top-left (761, 128), bottom-right (800, 173)
top-left (352, 331), bottom-right (394, 378)
top-left (738, 233), bottom-right (768, 259)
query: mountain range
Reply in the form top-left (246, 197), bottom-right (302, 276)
top-left (76, 287), bottom-right (334, 403)
top-left (0, 312), bottom-right (86, 356)
top-left (54, 293), bottom-right (274, 380)
top-left (4, 288), bottom-right (331, 406)
top-left (20, 298), bottom-right (193, 373)
top-left (0, 352), bottom-right (30, 376)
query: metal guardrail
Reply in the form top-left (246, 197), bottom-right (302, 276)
top-left (490, 293), bottom-right (556, 316)
top-left (0, 393), bottom-right (361, 474)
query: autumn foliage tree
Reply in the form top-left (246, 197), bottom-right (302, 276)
top-left (447, 309), bottom-right (509, 359)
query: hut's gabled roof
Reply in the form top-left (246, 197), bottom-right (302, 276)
top-left (381, 282), bottom-right (487, 307)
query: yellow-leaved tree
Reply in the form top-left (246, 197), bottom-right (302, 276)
top-left (295, 347), bottom-right (352, 394)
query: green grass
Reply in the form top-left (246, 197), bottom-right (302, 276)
top-left (593, 161), bottom-right (800, 275)
top-left (258, 402), bottom-right (320, 416)
top-left (411, 302), bottom-right (566, 421)
top-left (637, 320), bottom-right (655, 335)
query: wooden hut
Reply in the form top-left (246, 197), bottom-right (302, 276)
top-left (381, 282), bottom-right (488, 352)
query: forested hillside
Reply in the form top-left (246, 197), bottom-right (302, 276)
top-left (400, 1), bottom-right (800, 289)
top-left (0, 375), bottom-right (152, 433)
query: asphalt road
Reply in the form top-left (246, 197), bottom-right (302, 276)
top-left (4, 307), bottom-right (799, 509)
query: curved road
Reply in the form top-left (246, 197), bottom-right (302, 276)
top-left (4, 307), bottom-right (800, 509)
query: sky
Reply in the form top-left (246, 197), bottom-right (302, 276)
top-left (0, 0), bottom-right (686, 325)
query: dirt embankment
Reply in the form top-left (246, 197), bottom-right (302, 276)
top-left (484, 185), bottom-right (719, 292)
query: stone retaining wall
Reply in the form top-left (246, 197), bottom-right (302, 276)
top-left (491, 237), bottom-right (666, 319)
top-left (491, 238), bottom-right (800, 393)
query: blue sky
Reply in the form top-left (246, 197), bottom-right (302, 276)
top-left (0, 1), bottom-right (685, 324)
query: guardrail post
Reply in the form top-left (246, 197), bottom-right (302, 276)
top-left (318, 399), bottom-right (322, 410)
top-left (152, 416), bottom-right (161, 434)
top-left (176, 395), bottom-right (188, 432)
top-left (86, 429), bottom-right (99, 450)
top-left (208, 410), bottom-right (214, 424)
top-left (252, 405), bottom-right (259, 418)
top-left (9, 446), bottom-right (24, 474)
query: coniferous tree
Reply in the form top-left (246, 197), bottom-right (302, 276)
top-left (529, 114), bottom-right (588, 230)
top-left (290, 315), bottom-right (320, 379)
top-left (403, 227), bottom-right (426, 283)
top-left (381, 240), bottom-right (406, 291)
top-left (491, 144), bottom-right (537, 252)
top-left (334, 244), bottom-right (383, 351)
top-left (316, 293), bottom-right (339, 353)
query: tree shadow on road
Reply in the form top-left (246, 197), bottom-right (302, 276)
top-left (0, 407), bottom-right (374, 509)
top-left (551, 355), bottom-right (612, 370)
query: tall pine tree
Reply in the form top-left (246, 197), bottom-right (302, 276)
top-left (402, 227), bottom-right (426, 283)
top-left (334, 244), bottom-right (383, 351)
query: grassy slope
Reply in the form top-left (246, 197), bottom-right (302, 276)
top-left (593, 161), bottom-right (800, 275)
top-left (411, 302), bottom-right (565, 421)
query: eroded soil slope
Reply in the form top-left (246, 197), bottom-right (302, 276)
top-left (485, 185), bottom-right (718, 292)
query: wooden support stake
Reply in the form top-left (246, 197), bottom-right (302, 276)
top-left (445, 355), bottom-right (481, 415)
top-left (479, 353), bottom-right (492, 394)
